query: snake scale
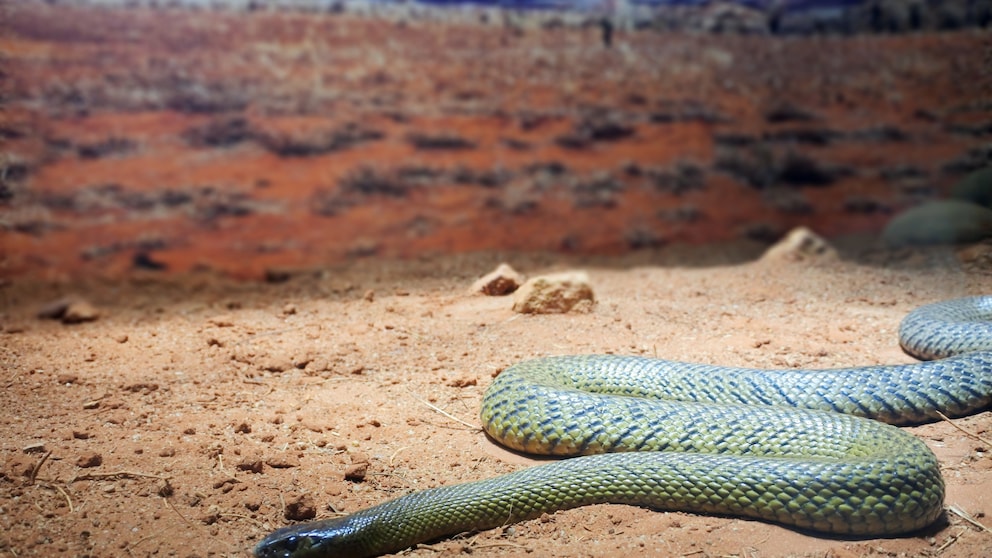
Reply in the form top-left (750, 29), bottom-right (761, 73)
top-left (255, 296), bottom-right (992, 558)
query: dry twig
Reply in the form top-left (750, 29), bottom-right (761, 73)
top-left (935, 411), bottom-right (992, 449)
top-left (407, 390), bottom-right (478, 430)
top-left (28, 450), bottom-right (53, 484)
top-left (947, 504), bottom-right (992, 534)
top-left (71, 470), bottom-right (169, 482)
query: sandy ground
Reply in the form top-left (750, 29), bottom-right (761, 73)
top-left (1, 241), bottom-right (991, 558)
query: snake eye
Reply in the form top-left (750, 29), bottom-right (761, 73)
top-left (283, 536), bottom-right (301, 551)
top-left (282, 535), bottom-right (317, 555)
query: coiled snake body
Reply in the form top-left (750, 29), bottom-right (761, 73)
top-left (256, 296), bottom-right (992, 558)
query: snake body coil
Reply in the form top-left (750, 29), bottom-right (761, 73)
top-left (255, 296), bottom-right (992, 558)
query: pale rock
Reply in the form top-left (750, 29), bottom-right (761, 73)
top-left (512, 271), bottom-right (595, 314)
top-left (761, 227), bottom-right (837, 262)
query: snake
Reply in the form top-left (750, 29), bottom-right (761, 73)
top-left (255, 295), bottom-right (992, 558)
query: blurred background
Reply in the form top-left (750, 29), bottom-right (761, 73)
top-left (2, 0), bottom-right (990, 279)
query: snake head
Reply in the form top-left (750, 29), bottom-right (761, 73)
top-left (253, 531), bottom-right (315, 558)
top-left (254, 516), bottom-right (373, 558)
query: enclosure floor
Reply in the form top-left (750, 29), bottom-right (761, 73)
top-left (1, 246), bottom-right (991, 557)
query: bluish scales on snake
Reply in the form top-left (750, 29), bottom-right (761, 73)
top-left (255, 296), bottom-right (992, 558)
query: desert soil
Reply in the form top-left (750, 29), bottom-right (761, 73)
top-left (1, 243), bottom-right (991, 558)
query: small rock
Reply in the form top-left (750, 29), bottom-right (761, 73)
top-left (296, 419), bottom-right (326, 433)
top-left (284, 494), bottom-right (317, 521)
top-left (343, 462), bottom-right (368, 482)
top-left (265, 454), bottom-right (300, 469)
top-left (75, 452), bottom-right (102, 468)
top-left (213, 477), bottom-right (240, 492)
top-left (470, 263), bottom-right (524, 296)
top-left (37, 297), bottom-right (75, 320)
top-left (62, 300), bottom-right (100, 324)
top-left (244, 499), bottom-right (262, 512)
top-left (23, 442), bottom-right (47, 454)
top-left (56, 373), bottom-right (79, 385)
top-left (344, 451), bottom-right (370, 481)
top-left (260, 356), bottom-right (292, 373)
top-left (883, 200), bottom-right (992, 246)
top-left (235, 455), bottom-right (264, 473)
top-left (37, 296), bottom-right (99, 323)
top-left (761, 227), bottom-right (837, 262)
top-left (201, 507), bottom-right (222, 525)
top-left (512, 271), bottom-right (595, 314)
top-left (207, 315), bottom-right (235, 327)
top-left (447, 376), bottom-right (478, 388)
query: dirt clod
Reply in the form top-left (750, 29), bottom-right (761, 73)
top-left (343, 462), bottom-right (369, 482)
top-left (283, 494), bottom-right (317, 521)
top-left (62, 300), bottom-right (101, 324)
top-left (265, 454), bottom-right (300, 469)
top-left (471, 263), bottom-right (524, 296)
top-left (37, 297), bottom-right (100, 323)
top-left (236, 456), bottom-right (264, 474)
top-left (75, 452), bottom-right (103, 468)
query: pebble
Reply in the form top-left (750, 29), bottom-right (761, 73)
top-left (343, 462), bottom-right (368, 482)
top-left (760, 227), bottom-right (837, 262)
top-left (23, 442), bottom-right (47, 454)
top-left (62, 300), bottom-right (100, 324)
top-left (470, 263), bottom-right (524, 296)
top-left (37, 296), bottom-right (100, 324)
top-left (75, 452), bottom-right (102, 468)
top-left (283, 494), bottom-right (316, 521)
top-left (37, 297), bottom-right (74, 319)
top-left (512, 271), bottom-right (595, 314)
top-left (265, 454), bottom-right (300, 469)
top-left (235, 456), bottom-right (264, 474)
top-left (207, 315), bottom-right (235, 327)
